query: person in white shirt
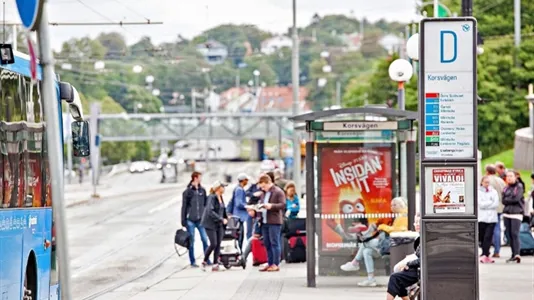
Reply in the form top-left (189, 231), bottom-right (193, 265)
top-left (478, 176), bottom-right (500, 263)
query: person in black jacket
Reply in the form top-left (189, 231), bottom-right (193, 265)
top-left (386, 215), bottom-right (421, 300)
top-left (201, 180), bottom-right (228, 271)
top-left (181, 172), bottom-right (209, 267)
top-left (502, 170), bottom-right (524, 263)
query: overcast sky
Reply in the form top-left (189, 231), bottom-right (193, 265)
top-left (3, 0), bottom-right (419, 50)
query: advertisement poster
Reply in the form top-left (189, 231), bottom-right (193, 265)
top-left (432, 168), bottom-right (466, 213)
top-left (29, 154), bottom-right (42, 207)
top-left (319, 145), bottom-right (394, 254)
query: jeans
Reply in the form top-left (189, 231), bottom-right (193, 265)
top-left (204, 226), bottom-right (224, 264)
top-left (246, 215), bottom-right (253, 240)
top-left (503, 217), bottom-right (521, 257)
top-left (354, 238), bottom-right (380, 274)
top-left (243, 220), bottom-right (262, 261)
top-left (478, 222), bottom-right (496, 256)
top-left (262, 224), bottom-right (282, 266)
top-left (492, 213), bottom-right (502, 254)
top-left (185, 220), bottom-right (209, 265)
top-left (238, 220), bottom-right (245, 251)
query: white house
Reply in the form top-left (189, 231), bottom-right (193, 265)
top-left (379, 34), bottom-right (404, 54)
top-left (260, 35), bottom-right (292, 55)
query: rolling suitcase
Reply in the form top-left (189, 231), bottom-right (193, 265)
top-left (251, 237), bottom-right (268, 266)
top-left (284, 235), bottom-right (307, 263)
top-left (285, 218), bottom-right (306, 237)
top-left (519, 222), bottom-right (534, 256)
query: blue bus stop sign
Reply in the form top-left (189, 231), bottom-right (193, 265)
top-left (15, 0), bottom-right (44, 31)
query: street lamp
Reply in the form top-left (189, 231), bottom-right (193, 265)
top-left (406, 33), bottom-right (419, 61)
top-left (134, 103), bottom-right (143, 114)
top-left (388, 58), bottom-right (413, 203)
top-left (94, 61), bottom-right (105, 71)
top-left (253, 69), bottom-right (260, 92)
top-left (145, 75), bottom-right (155, 84)
top-left (320, 51), bottom-right (330, 58)
top-left (322, 65), bottom-right (332, 73)
top-left (133, 65), bottom-right (143, 73)
top-left (526, 83), bottom-right (534, 172)
top-left (152, 89), bottom-right (161, 96)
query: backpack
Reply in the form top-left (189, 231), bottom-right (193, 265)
top-left (226, 188), bottom-right (237, 214)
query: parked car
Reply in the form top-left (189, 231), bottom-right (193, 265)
top-left (129, 161), bottom-right (154, 173)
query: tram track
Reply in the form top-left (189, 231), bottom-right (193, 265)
top-left (79, 251), bottom-right (177, 300)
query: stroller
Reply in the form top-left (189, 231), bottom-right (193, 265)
top-left (219, 216), bottom-right (246, 269)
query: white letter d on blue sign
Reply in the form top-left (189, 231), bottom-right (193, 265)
top-left (440, 30), bottom-right (457, 63)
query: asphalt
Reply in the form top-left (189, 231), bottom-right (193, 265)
top-left (64, 164), bottom-right (534, 300)
top-left (64, 161), bottom-right (265, 299)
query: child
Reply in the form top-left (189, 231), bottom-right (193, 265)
top-left (284, 181), bottom-right (300, 219)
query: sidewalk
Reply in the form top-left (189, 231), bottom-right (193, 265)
top-left (129, 246), bottom-right (532, 300)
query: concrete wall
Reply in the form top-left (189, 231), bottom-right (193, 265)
top-left (513, 127), bottom-right (533, 170)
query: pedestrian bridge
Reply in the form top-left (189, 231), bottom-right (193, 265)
top-left (97, 112), bottom-right (295, 142)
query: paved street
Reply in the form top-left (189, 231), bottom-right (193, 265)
top-left (66, 161), bottom-right (264, 299)
top-left (88, 247), bottom-right (533, 300)
top-left (65, 163), bottom-right (533, 300)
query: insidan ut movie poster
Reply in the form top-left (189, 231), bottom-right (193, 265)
top-left (319, 146), bottom-right (394, 254)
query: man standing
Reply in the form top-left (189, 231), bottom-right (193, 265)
top-left (495, 161), bottom-right (507, 181)
top-left (257, 174), bottom-right (286, 272)
top-left (228, 173), bottom-right (250, 249)
top-left (273, 169), bottom-right (288, 190)
top-left (181, 172), bottom-right (209, 267)
top-left (485, 164), bottom-right (506, 258)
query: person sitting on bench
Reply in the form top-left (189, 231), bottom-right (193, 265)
top-left (386, 213), bottom-right (421, 300)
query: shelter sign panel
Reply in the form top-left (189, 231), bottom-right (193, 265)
top-left (421, 19), bottom-right (477, 160)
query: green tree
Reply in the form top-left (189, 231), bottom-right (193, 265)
top-left (97, 32), bottom-right (128, 59)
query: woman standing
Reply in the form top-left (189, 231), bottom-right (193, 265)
top-left (478, 176), bottom-right (499, 263)
top-left (284, 182), bottom-right (300, 219)
top-left (502, 171), bottom-right (524, 263)
top-left (201, 181), bottom-right (228, 271)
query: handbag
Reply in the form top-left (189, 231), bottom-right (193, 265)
top-left (378, 232), bottom-right (391, 256)
top-left (174, 228), bottom-right (191, 256)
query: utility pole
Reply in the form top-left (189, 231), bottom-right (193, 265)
top-left (461, 0), bottom-right (473, 16)
top-left (291, 0), bottom-right (301, 195)
top-left (514, 0), bottom-right (521, 47)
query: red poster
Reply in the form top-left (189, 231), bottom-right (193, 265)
top-left (29, 155), bottom-right (42, 207)
top-left (319, 145), bottom-right (393, 253)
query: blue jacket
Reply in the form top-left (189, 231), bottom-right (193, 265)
top-left (286, 195), bottom-right (300, 218)
top-left (228, 185), bottom-right (249, 222)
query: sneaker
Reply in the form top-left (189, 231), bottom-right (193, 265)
top-left (506, 255), bottom-right (521, 263)
top-left (480, 256), bottom-right (494, 264)
top-left (340, 261), bottom-right (360, 272)
top-left (212, 265), bottom-right (220, 272)
top-left (357, 279), bottom-right (377, 287)
top-left (190, 263), bottom-right (199, 268)
top-left (492, 253), bottom-right (500, 258)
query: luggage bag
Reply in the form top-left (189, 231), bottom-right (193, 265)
top-left (519, 222), bottom-right (534, 256)
top-left (284, 235), bottom-right (307, 263)
top-left (251, 237), bottom-right (268, 266)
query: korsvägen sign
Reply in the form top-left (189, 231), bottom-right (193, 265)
top-left (420, 18), bottom-right (477, 160)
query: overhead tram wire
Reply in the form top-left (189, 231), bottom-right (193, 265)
top-left (111, 0), bottom-right (150, 22)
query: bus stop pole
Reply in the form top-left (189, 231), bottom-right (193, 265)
top-left (305, 123), bottom-right (316, 288)
top-left (37, 3), bottom-right (73, 299)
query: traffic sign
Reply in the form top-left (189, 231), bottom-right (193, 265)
top-left (419, 17), bottom-right (477, 160)
top-left (15, 0), bottom-right (44, 31)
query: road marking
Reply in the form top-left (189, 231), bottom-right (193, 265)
top-left (149, 196), bottom-right (180, 214)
